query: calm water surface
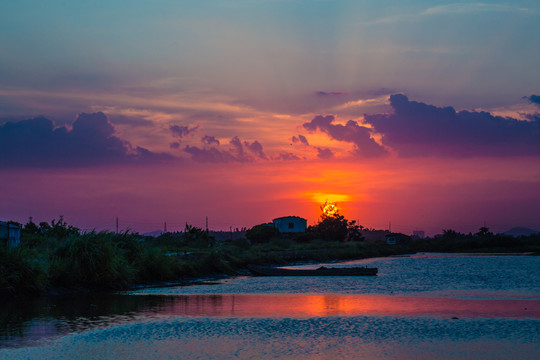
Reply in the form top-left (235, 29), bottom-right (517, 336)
top-left (1, 254), bottom-right (539, 359)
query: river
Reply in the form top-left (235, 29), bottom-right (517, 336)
top-left (1, 253), bottom-right (539, 359)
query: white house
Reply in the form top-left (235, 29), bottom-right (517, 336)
top-left (0, 221), bottom-right (21, 247)
top-left (272, 216), bottom-right (307, 233)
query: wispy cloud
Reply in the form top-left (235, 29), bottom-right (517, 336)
top-left (421, 3), bottom-right (537, 16)
top-left (0, 87), bottom-right (262, 120)
top-left (362, 2), bottom-right (538, 26)
top-left (332, 95), bottom-right (389, 111)
top-left (170, 124), bottom-right (199, 138)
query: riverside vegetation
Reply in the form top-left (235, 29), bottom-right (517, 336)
top-left (1, 217), bottom-right (539, 298)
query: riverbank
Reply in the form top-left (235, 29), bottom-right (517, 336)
top-left (2, 229), bottom-right (539, 299)
top-left (0, 232), bottom-right (407, 298)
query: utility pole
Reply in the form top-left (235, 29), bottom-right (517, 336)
top-left (116, 217), bottom-right (119, 234)
top-left (205, 216), bottom-right (210, 247)
top-left (164, 221), bottom-right (167, 233)
top-left (389, 221), bottom-right (392, 233)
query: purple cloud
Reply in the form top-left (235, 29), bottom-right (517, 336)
top-left (202, 135), bottom-right (220, 146)
top-left (292, 134), bottom-right (309, 146)
top-left (527, 94), bottom-right (540, 107)
top-left (364, 94), bottom-right (540, 157)
top-left (0, 112), bottom-right (172, 168)
top-left (526, 113), bottom-right (540, 122)
top-left (170, 142), bottom-right (181, 149)
top-left (170, 124), bottom-right (198, 138)
top-left (316, 147), bottom-right (334, 159)
top-left (244, 140), bottom-right (268, 160)
top-left (229, 136), bottom-right (248, 160)
top-left (183, 145), bottom-right (235, 163)
top-left (303, 115), bottom-right (387, 157)
top-left (274, 152), bottom-right (301, 161)
top-left (184, 136), bottom-right (267, 163)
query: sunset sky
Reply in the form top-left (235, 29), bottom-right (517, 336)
top-left (1, 1), bottom-right (539, 235)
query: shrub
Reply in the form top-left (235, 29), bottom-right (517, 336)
top-left (50, 232), bottom-right (133, 290)
top-left (232, 237), bottom-right (251, 249)
top-left (246, 224), bottom-right (278, 243)
top-left (199, 251), bottom-right (235, 274)
top-left (132, 247), bottom-right (176, 283)
top-left (0, 247), bottom-right (47, 296)
top-left (269, 236), bottom-right (292, 249)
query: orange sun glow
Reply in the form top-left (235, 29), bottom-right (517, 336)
top-left (321, 201), bottom-right (339, 217)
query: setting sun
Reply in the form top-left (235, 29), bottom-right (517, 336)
top-left (321, 201), bottom-right (339, 217)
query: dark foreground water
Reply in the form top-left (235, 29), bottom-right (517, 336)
top-left (1, 254), bottom-right (539, 359)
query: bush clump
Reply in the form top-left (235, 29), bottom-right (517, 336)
top-left (50, 232), bottom-right (134, 290)
top-left (246, 224), bottom-right (278, 243)
top-left (0, 247), bottom-right (47, 296)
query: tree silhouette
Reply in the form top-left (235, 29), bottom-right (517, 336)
top-left (184, 223), bottom-right (213, 247)
top-left (476, 226), bottom-right (492, 237)
top-left (246, 224), bottom-right (278, 243)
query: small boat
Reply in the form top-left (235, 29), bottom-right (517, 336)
top-left (248, 265), bottom-right (378, 276)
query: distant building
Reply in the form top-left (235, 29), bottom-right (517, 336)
top-left (412, 230), bottom-right (425, 239)
top-left (272, 216), bottom-right (307, 233)
top-left (0, 221), bottom-right (21, 247)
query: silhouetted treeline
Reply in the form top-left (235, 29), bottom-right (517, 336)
top-left (411, 228), bottom-right (540, 253)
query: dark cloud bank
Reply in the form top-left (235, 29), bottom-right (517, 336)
top-left (0, 112), bottom-right (171, 168)
top-left (364, 94), bottom-right (540, 157)
top-left (302, 94), bottom-right (540, 158)
top-left (0, 111), bottom-right (270, 167)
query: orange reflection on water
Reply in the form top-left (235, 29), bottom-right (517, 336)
top-left (153, 294), bottom-right (540, 319)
